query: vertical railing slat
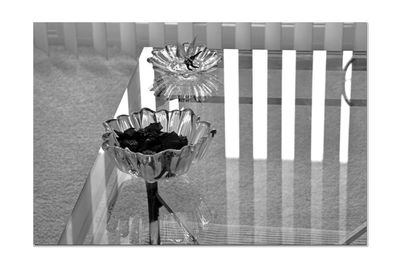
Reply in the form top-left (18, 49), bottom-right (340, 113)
top-left (222, 23), bottom-right (235, 49)
top-left (265, 23), bottom-right (281, 50)
top-left (224, 49), bottom-right (240, 243)
top-left (346, 51), bottom-right (367, 238)
top-left (310, 50), bottom-right (327, 244)
top-left (127, 66), bottom-right (141, 113)
top-left (251, 23), bottom-right (266, 49)
top-left (51, 23), bottom-right (64, 46)
top-left (177, 22), bottom-right (193, 43)
top-left (342, 23), bottom-right (355, 51)
top-left (312, 23), bottom-right (325, 50)
top-left (63, 23), bottom-right (78, 56)
top-left (293, 51), bottom-right (313, 243)
top-left (281, 50), bottom-right (296, 244)
top-left (34, 23), bottom-right (49, 55)
top-left (281, 23), bottom-right (294, 50)
top-left (120, 23), bottom-right (137, 57)
top-left (322, 51), bottom-right (343, 243)
top-left (339, 51), bottom-right (353, 235)
top-left (92, 23), bottom-right (108, 58)
top-left (294, 23), bottom-right (313, 51)
top-left (354, 23), bottom-right (368, 52)
top-left (106, 23), bottom-right (121, 48)
top-left (76, 23), bottom-right (93, 46)
top-left (267, 51), bottom-right (282, 243)
top-left (235, 23), bottom-right (251, 49)
top-left (238, 50), bottom-right (254, 243)
top-left (252, 50), bottom-right (268, 244)
top-left (193, 23), bottom-right (206, 45)
top-left (320, 24), bottom-right (345, 242)
top-left (165, 23), bottom-right (178, 44)
top-left (135, 23), bottom-right (149, 49)
top-left (324, 23), bottom-right (344, 51)
top-left (206, 23), bottom-right (222, 49)
top-left (148, 23), bottom-right (165, 48)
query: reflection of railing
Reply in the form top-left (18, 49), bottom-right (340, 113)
top-left (219, 49), bottom-right (367, 245)
top-left (155, 48), bottom-right (366, 244)
top-left (34, 22), bottom-right (367, 58)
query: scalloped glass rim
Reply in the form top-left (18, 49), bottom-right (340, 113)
top-left (102, 108), bottom-right (214, 156)
top-left (101, 108), bottom-right (216, 181)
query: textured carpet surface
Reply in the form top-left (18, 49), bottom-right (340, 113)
top-left (34, 46), bottom-right (136, 244)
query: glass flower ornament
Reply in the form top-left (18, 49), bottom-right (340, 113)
top-left (147, 38), bottom-right (222, 102)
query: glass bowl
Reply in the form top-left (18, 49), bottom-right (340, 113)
top-left (147, 43), bottom-right (222, 77)
top-left (102, 108), bottom-right (216, 183)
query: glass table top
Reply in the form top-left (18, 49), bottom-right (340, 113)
top-left (59, 47), bottom-right (367, 245)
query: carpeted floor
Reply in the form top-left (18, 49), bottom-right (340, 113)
top-left (34, 46), bottom-right (137, 244)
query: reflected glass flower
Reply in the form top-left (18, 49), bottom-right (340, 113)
top-left (151, 71), bottom-right (222, 102)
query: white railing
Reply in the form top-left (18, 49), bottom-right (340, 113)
top-left (34, 22), bottom-right (367, 58)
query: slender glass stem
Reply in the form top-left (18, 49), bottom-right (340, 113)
top-left (145, 181), bottom-right (161, 245)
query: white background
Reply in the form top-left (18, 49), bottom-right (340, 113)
top-left (1, 0), bottom-right (399, 266)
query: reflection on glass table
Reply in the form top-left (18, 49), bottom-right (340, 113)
top-left (151, 71), bottom-right (222, 102)
top-left (59, 47), bottom-right (367, 245)
top-left (91, 177), bottom-right (201, 245)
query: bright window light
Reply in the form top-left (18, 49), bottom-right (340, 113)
top-left (281, 50), bottom-right (296, 161)
top-left (167, 99), bottom-right (180, 111)
top-left (339, 51), bottom-right (353, 233)
top-left (311, 51), bottom-right (327, 162)
top-left (340, 51), bottom-right (353, 164)
top-left (252, 50), bottom-right (268, 160)
top-left (310, 51), bottom-right (326, 241)
top-left (114, 89), bottom-right (129, 118)
top-left (224, 49), bottom-right (240, 159)
top-left (139, 47), bottom-right (156, 110)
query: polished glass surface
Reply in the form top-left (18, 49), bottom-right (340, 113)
top-left (59, 47), bottom-right (367, 245)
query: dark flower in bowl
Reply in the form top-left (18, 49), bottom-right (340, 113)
top-left (102, 108), bottom-right (216, 183)
top-left (114, 122), bottom-right (189, 155)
